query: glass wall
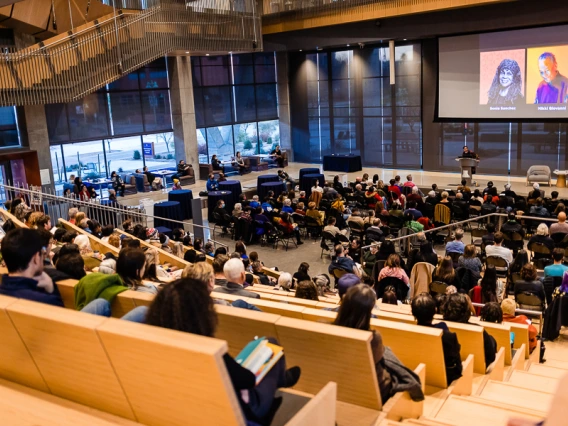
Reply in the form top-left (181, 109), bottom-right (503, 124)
top-left (439, 122), bottom-right (567, 175)
top-left (293, 43), bottom-right (422, 168)
top-left (50, 132), bottom-right (174, 187)
top-left (192, 53), bottom-right (279, 162)
top-left (0, 107), bottom-right (20, 148)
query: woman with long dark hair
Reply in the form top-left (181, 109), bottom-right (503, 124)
top-left (334, 284), bottom-right (423, 404)
top-left (146, 278), bottom-right (301, 424)
top-left (116, 248), bottom-right (158, 294)
top-left (487, 59), bottom-right (524, 106)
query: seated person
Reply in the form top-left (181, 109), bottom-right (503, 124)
top-left (485, 232), bottom-right (513, 265)
top-left (334, 284), bottom-right (424, 404)
top-left (406, 186), bottom-right (424, 206)
top-left (544, 248), bottom-right (568, 278)
top-left (211, 154), bottom-right (224, 172)
top-left (411, 293), bottom-right (463, 383)
top-left (404, 201), bottom-right (423, 220)
top-left (277, 169), bottom-right (296, 186)
top-left (249, 195), bottom-right (260, 209)
top-left (528, 223), bottom-right (555, 257)
top-left (432, 256), bottom-right (461, 288)
top-left (143, 166), bottom-right (162, 190)
top-left (514, 264), bottom-right (546, 306)
top-left (530, 197), bottom-right (550, 217)
top-left (458, 244), bottom-right (483, 274)
top-left (425, 190), bottom-right (439, 206)
top-left (271, 145), bottom-right (285, 168)
top-left (527, 183), bottom-right (543, 202)
top-left (443, 293), bottom-right (497, 369)
top-left (323, 216), bottom-right (348, 238)
top-left (550, 211), bottom-right (568, 234)
top-left (482, 222), bottom-right (496, 246)
top-left (146, 277), bottom-right (300, 424)
top-left (452, 193), bottom-right (469, 217)
top-left (214, 258), bottom-right (260, 299)
top-left (329, 245), bottom-right (358, 275)
top-left (176, 160), bottom-right (191, 177)
top-left (501, 212), bottom-right (525, 238)
top-left (281, 199), bottom-right (294, 214)
top-left (501, 298), bottom-right (538, 353)
top-left (252, 261), bottom-right (272, 285)
top-left (365, 218), bottom-right (384, 243)
top-left (206, 173), bottom-right (219, 192)
top-left (348, 238), bottom-right (362, 264)
top-left (402, 212), bottom-right (424, 233)
top-left (278, 212), bottom-right (303, 245)
top-left (233, 152), bottom-right (247, 175)
top-left (456, 179), bottom-right (471, 195)
top-left (503, 183), bottom-right (517, 198)
top-left (445, 228), bottom-right (465, 254)
top-left (378, 254), bottom-right (409, 287)
top-left (110, 171), bottom-right (125, 196)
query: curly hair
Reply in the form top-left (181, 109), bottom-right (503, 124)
top-left (487, 59), bottom-right (523, 105)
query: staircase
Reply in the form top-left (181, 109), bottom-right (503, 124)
top-left (0, 0), bottom-right (261, 106)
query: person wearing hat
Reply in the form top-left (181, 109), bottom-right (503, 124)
top-left (171, 179), bottom-right (182, 190)
top-left (501, 298), bottom-right (538, 353)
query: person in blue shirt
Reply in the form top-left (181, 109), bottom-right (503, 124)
top-left (249, 195), bottom-right (260, 209)
top-left (445, 228), bottom-right (465, 254)
top-left (261, 197), bottom-right (273, 214)
top-left (403, 201), bottom-right (423, 220)
top-left (206, 173), bottom-right (219, 192)
top-left (281, 199), bottom-right (294, 214)
top-left (544, 248), bottom-right (568, 278)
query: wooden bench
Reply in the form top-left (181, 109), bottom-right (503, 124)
top-left (527, 363), bottom-right (568, 378)
top-left (0, 208), bottom-right (29, 228)
top-left (59, 218), bottom-right (120, 257)
top-left (0, 294), bottom-right (336, 425)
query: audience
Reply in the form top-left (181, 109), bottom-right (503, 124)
top-left (458, 244), bottom-right (483, 274)
top-left (329, 245), bottom-right (359, 276)
top-left (378, 254), bottom-right (409, 286)
top-left (514, 264), bottom-right (546, 307)
top-left (480, 302), bottom-right (503, 323)
top-left (295, 280), bottom-right (320, 301)
top-left (445, 228), bottom-right (465, 254)
top-left (214, 258), bottom-right (260, 299)
top-left (544, 248), bottom-right (568, 278)
top-left (528, 223), bottom-right (555, 256)
top-left (432, 256), bottom-right (460, 288)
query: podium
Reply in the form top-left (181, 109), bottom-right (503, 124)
top-left (456, 157), bottom-right (479, 186)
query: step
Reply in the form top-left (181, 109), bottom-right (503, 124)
top-left (477, 380), bottom-right (552, 413)
top-left (541, 358), bottom-right (568, 370)
top-left (433, 395), bottom-right (545, 426)
top-left (508, 370), bottom-right (559, 393)
top-left (528, 363), bottom-right (568, 379)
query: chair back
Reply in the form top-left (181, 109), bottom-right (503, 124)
top-left (486, 256), bottom-right (508, 268)
top-left (516, 291), bottom-right (545, 311)
top-left (446, 251), bottom-right (461, 268)
top-left (309, 191), bottom-right (322, 208)
top-left (336, 233), bottom-right (349, 244)
top-left (429, 281), bottom-right (448, 296)
top-left (377, 276), bottom-right (408, 301)
top-left (419, 202), bottom-right (434, 219)
top-left (528, 241), bottom-right (552, 256)
top-left (434, 204), bottom-right (451, 224)
top-left (551, 232), bottom-right (568, 248)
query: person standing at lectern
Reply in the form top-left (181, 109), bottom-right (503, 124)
top-left (459, 146), bottom-right (478, 180)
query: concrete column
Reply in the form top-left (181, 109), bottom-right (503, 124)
top-left (168, 56), bottom-right (199, 174)
top-left (276, 52), bottom-right (292, 161)
top-left (22, 104), bottom-right (55, 191)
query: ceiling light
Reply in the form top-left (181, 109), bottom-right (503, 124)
top-left (403, 39), bottom-right (407, 41)
top-left (299, 49), bottom-right (303, 52)
top-left (205, 53), bottom-right (210, 56)
top-left (346, 44), bottom-right (350, 47)
top-left (185, 51), bottom-right (189, 54)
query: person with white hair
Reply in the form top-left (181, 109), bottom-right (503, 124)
top-left (503, 183), bottom-right (517, 198)
top-left (425, 190), bottom-right (438, 206)
top-left (528, 182), bottom-right (543, 202)
top-left (213, 258), bottom-right (260, 298)
top-left (249, 195), bottom-right (260, 209)
top-left (282, 198), bottom-right (294, 213)
top-left (232, 203), bottom-right (243, 218)
top-left (276, 272), bottom-right (293, 291)
top-left (406, 185), bottom-right (424, 205)
top-left (528, 223), bottom-right (555, 257)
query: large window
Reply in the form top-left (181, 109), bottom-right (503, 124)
top-left (193, 53), bottom-right (279, 162)
top-left (50, 132), bottom-right (175, 188)
top-left (46, 58), bottom-right (172, 144)
top-left (293, 43), bottom-right (421, 168)
top-left (0, 107), bottom-right (19, 148)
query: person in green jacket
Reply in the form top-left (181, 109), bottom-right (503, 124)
top-left (403, 212), bottom-right (424, 234)
top-left (363, 243), bottom-right (379, 278)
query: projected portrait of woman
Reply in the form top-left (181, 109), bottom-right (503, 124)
top-left (487, 59), bottom-right (524, 106)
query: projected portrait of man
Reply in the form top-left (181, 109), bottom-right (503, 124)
top-left (487, 59), bottom-right (524, 105)
top-left (535, 52), bottom-right (568, 104)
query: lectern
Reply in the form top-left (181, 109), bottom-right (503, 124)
top-left (456, 157), bottom-right (479, 186)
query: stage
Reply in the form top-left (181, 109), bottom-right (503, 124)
top-left (118, 162), bottom-right (565, 207)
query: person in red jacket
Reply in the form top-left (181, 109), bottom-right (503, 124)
top-left (501, 298), bottom-right (538, 353)
top-left (278, 212), bottom-right (303, 245)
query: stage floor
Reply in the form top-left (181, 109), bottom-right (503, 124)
top-left (118, 162), bottom-right (564, 207)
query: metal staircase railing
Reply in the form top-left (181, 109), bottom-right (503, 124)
top-left (0, 0), bottom-right (261, 106)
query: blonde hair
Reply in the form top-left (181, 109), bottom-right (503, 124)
top-left (182, 261), bottom-right (214, 283)
top-left (108, 233), bottom-right (120, 248)
top-left (75, 212), bottom-right (86, 224)
top-left (27, 211), bottom-right (43, 227)
top-left (441, 191), bottom-right (449, 199)
top-left (501, 298), bottom-right (517, 316)
top-left (536, 223), bottom-right (549, 236)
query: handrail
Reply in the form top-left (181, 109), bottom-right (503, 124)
top-left (361, 212), bottom-right (561, 250)
top-left (0, 183), bottom-right (216, 235)
top-left (0, 0), bottom-right (262, 106)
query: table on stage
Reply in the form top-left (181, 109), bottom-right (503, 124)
top-left (554, 170), bottom-right (568, 188)
top-left (207, 191), bottom-right (233, 222)
top-left (258, 182), bottom-right (286, 201)
top-left (153, 201), bottom-right (183, 230)
top-left (168, 189), bottom-right (193, 219)
top-left (323, 154), bottom-right (362, 173)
